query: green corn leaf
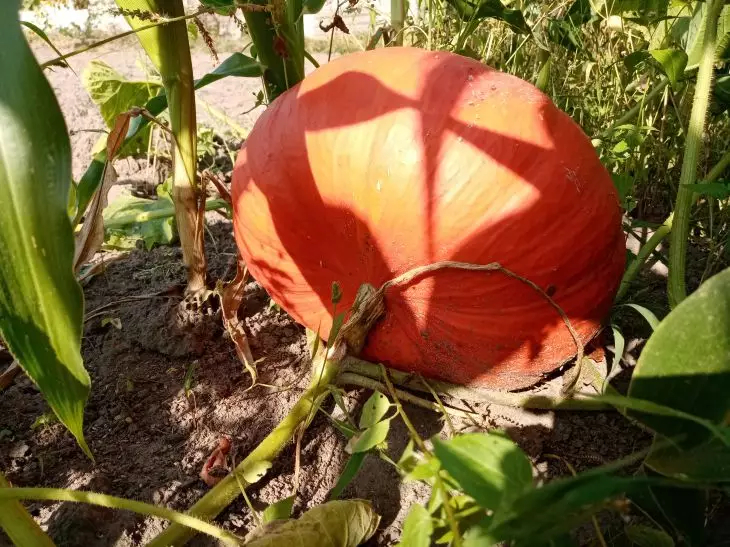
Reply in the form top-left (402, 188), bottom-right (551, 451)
top-left (0, 472), bottom-right (55, 547)
top-left (19, 20), bottom-right (69, 70)
top-left (0, 0), bottom-right (91, 458)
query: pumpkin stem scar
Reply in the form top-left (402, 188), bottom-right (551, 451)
top-left (374, 260), bottom-right (584, 383)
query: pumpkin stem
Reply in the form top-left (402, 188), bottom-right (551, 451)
top-left (379, 260), bottom-right (585, 370)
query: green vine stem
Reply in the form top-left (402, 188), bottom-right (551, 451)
top-left (616, 146), bottom-right (730, 302)
top-left (341, 357), bottom-right (611, 411)
top-left (148, 358), bottom-right (339, 546)
top-left (0, 482), bottom-right (241, 545)
top-left (615, 213), bottom-right (674, 303)
top-left (103, 198), bottom-right (228, 229)
top-left (148, 284), bottom-right (386, 546)
top-left (337, 371), bottom-right (480, 418)
top-left (147, 261), bottom-right (599, 544)
top-left (668, 0), bottom-right (723, 308)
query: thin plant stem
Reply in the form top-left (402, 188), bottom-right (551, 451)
top-left (616, 147), bottom-right (730, 302)
top-left (379, 365), bottom-right (430, 455)
top-left (103, 198), bottom-right (227, 229)
top-left (0, 487), bottom-right (241, 545)
top-left (39, 8), bottom-right (210, 69)
top-left (337, 372), bottom-right (479, 419)
top-left (598, 77), bottom-right (669, 141)
top-left (668, 0), bottom-right (723, 308)
top-left (615, 214), bottom-right (674, 302)
top-left (342, 357), bottom-right (612, 411)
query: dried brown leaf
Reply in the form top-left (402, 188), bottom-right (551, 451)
top-left (73, 163), bottom-right (117, 273)
top-left (220, 255), bottom-right (256, 384)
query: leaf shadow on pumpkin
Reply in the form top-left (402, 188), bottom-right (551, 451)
top-left (233, 49), bottom-right (625, 391)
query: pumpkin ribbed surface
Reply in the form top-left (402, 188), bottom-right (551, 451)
top-left (231, 46), bottom-right (626, 390)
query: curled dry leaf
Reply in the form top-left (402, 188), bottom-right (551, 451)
top-left (200, 436), bottom-right (232, 487)
top-left (72, 111), bottom-right (131, 273)
top-left (219, 255), bottom-right (257, 385)
top-left (244, 499), bottom-right (380, 547)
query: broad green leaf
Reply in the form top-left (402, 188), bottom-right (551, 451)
top-left (686, 3), bottom-right (730, 70)
top-left (102, 193), bottom-right (176, 251)
top-left (649, 49), bottom-right (688, 87)
top-left (0, 472), bottom-right (55, 547)
top-left (346, 419), bottom-right (390, 454)
top-left (488, 473), bottom-right (649, 543)
top-left (81, 60), bottom-right (162, 157)
top-left (262, 495), bottom-right (295, 523)
top-left (329, 452), bottom-right (367, 499)
top-left (78, 51), bottom-right (263, 222)
top-left (645, 434), bottom-right (730, 482)
top-left (623, 48), bottom-right (687, 87)
top-left (245, 499), bottom-right (380, 547)
top-left (193, 52), bottom-right (264, 89)
top-left (431, 431), bottom-right (533, 510)
top-left (359, 390), bottom-right (390, 429)
top-left (628, 266), bottom-right (730, 449)
top-left (463, 516), bottom-right (496, 547)
top-left (684, 180), bottom-right (730, 199)
top-left (242, 460), bottom-right (272, 484)
top-left (396, 505), bottom-right (433, 547)
top-left (0, 0), bottom-right (91, 457)
top-left (405, 457), bottom-right (441, 482)
top-left (626, 525), bottom-right (675, 547)
top-left (628, 472), bottom-right (706, 547)
top-left (444, 0), bottom-right (531, 34)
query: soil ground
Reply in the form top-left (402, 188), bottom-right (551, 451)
top-left (1, 34), bottom-right (729, 547)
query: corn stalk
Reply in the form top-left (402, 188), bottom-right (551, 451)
top-left (115, 0), bottom-right (207, 294)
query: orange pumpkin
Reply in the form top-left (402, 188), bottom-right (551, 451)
top-left (231, 46), bottom-right (626, 390)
